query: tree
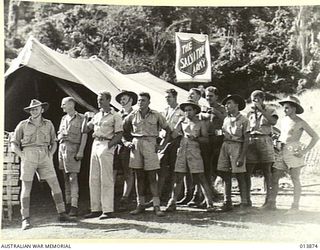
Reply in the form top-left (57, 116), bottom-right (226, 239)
top-left (4, 3), bottom-right (320, 96)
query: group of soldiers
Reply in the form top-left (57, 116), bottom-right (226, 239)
top-left (10, 86), bottom-right (319, 230)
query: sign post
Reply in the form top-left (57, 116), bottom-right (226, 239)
top-left (175, 32), bottom-right (211, 83)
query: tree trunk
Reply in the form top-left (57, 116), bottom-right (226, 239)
top-left (297, 6), bottom-right (307, 69)
top-left (7, 0), bottom-right (20, 37)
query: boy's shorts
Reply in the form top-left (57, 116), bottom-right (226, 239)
top-left (21, 147), bottom-right (57, 181)
top-left (217, 141), bottom-right (246, 174)
top-left (174, 139), bottom-right (204, 174)
top-left (273, 145), bottom-right (305, 170)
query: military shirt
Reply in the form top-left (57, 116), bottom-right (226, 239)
top-left (222, 113), bottom-right (250, 143)
top-left (88, 108), bottom-right (123, 139)
top-left (247, 105), bottom-right (277, 135)
top-left (200, 103), bottom-right (226, 136)
top-left (11, 117), bottom-right (56, 148)
top-left (124, 108), bottom-right (169, 137)
top-left (162, 105), bottom-right (185, 130)
top-left (58, 112), bottom-right (85, 144)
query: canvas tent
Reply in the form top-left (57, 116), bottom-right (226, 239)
top-left (4, 36), bottom-right (211, 202)
top-left (5, 36), bottom-right (208, 132)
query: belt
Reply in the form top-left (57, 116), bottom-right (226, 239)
top-left (223, 140), bottom-right (243, 143)
top-left (249, 133), bottom-right (270, 137)
top-left (94, 136), bottom-right (112, 141)
top-left (133, 135), bottom-right (157, 139)
top-left (23, 146), bottom-right (48, 151)
top-left (209, 134), bottom-right (223, 137)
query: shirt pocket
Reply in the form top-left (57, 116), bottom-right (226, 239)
top-left (132, 117), bottom-right (143, 129)
top-left (101, 118), bottom-right (114, 130)
top-left (69, 123), bottom-right (81, 135)
top-left (38, 126), bottom-right (51, 143)
top-left (21, 127), bottom-right (36, 144)
top-left (146, 116), bottom-right (158, 126)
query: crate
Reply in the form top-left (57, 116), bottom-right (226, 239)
top-left (2, 132), bottom-right (21, 221)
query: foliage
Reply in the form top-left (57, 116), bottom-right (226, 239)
top-left (4, 3), bottom-right (320, 97)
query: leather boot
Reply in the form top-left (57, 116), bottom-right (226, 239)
top-left (154, 206), bottom-right (165, 217)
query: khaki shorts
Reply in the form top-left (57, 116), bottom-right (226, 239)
top-left (217, 141), bottom-right (246, 173)
top-left (21, 147), bottom-right (57, 181)
top-left (175, 138), bottom-right (204, 174)
top-left (58, 142), bottom-right (81, 173)
top-left (129, 137), bottom-right (160, 171)
top-left (246, 136), bottom-right (275, 164)
top-left (273, 145), bottom-right (305, 170)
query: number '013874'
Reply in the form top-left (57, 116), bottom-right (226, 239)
top-left (300, 244), bottom-right (318, 248)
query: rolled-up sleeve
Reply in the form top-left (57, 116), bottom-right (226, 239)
top-left (10, 122), bottom-right (24, 147)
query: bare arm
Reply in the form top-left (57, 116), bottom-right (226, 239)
top-left (49, 141), bottom-right (57, 156)
top-left (301, 121), bottom-right (319, 154)
top-left (11, 142), bottom-right (23, 158)
top-left (237, 133), bottom-right (249, 167)
top-left (122, 115), bottom-right (133, 147)
top-left (109, 131), bottom-right (123, 149)
top-left (158, 126), bottom-right (172, 151)
top-left (237, 118), bottom-right (250, 167)
top-left (197, 120), bottom-right (209, 144)
top-left (212, 107), bottom-right (227, 121)
top-left (255, 103), bottom-right (278, 125)
top-left (75, 133), bottom-right (88, 160)
top-left (82, 112), bottom-right (94, 133)
top-left (171, 118), bottom-right (183, 139)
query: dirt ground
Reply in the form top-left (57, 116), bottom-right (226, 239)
top-left (1, 176), bottom-right (320, 243)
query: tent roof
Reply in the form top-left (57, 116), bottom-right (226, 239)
top-left (6, 36), bottom-right (206, 112)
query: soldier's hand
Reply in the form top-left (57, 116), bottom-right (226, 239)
top-left (236, 157), bottom-right (244, 167)
top-left (75, 152), bottom-right (84, 161)
top-left (84, 111), bottom-right (94, 119)
top-left (156, 143), bottom-right (165, 152)
top-left (253, 102), bottom-right (263, 111)
top-left (127, 142), bottom-right (135, 150)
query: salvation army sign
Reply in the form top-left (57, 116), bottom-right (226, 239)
top-left (175, 32), bottom-right (211, 83)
